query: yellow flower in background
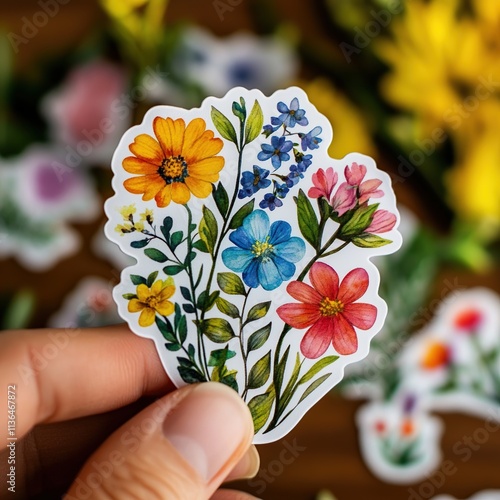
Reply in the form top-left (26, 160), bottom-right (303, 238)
top-left (447, 100), bottom-right (500, 225)
top-left (299, 79), bottom-right (376, 159)
top-left (128, 278), bottom-right (175, 327)
top-left (120, 204), bottom-right (136, 220)
top-left (101, 0), bottom-right (148, 18)
top-left (375, 0), bottom-right (500, 136)
top-left (140, 208), bottom-right (154, 223)
top-left (115, 222), bottom-right (134, 235)
top-left (123, 117), bottom-right (224, 207)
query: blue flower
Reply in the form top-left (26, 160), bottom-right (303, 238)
top-left (287, 164), bottom-right (305, 185)
top-left (294, 151), bottom-right (312, 170)
top-left (258, 136), bottom-right (293, 169)
top-left (263, 124), bottom-right (280, 137)
top-left (238, 165), bottom-right (271, 199)
top-left (259, 193), bottom-right (283, 211)
top-left (222, 210), bottom-right (305, 290)
top-left (274, 181), bottom-right (289, 198)
top-left (272, 98), bottom-right (308, 128)
top-left (299, 126), bottom-right (322, 151)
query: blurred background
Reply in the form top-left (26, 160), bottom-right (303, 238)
top-left (1, 0), bottom-right (500, 498)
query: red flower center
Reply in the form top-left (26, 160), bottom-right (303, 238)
top-left (319, 297), bottom-right (344, 317)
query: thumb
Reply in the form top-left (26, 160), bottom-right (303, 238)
top-left (65, 382), bottom-right (258, 499)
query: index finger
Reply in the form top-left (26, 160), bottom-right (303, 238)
top-left (0, 325), bottom-right (173, 442)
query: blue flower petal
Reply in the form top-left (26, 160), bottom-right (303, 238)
top-left (274, 237), bottom-right (306, 263)
top-left (222, 247), bottom-right (254, 272)
top-left (268, 220), bottom-right (292, 245)
top-left (257, 151), bottom-right (273, 161)
top-left (271, 116), bottom-right (283, 126)
top-left (228, 226), bottom-right (254, 249)
top-left (257, 257), bottom-right (283, 291)
top-left (242, 258), bottom-right (260, 288)
top-left (290, 97), bottom-right (299, 111)
top-left (281, 140), bottom-right (293, 153)
top-left (242, 210), bottom-right (269, 242)
top-left (261, 143), bottom-right (275, 153)
top-left (271, 254), bottom-right (296, 280)
top-left (271, 155), bottom-right (282, 169)
top-left (277, 101), bottom-right (289, 113)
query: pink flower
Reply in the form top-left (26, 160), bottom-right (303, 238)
top-left (366, 210), bottom-right (397, 233)
top-left (453, 308), bottom-right (483, 334)
top-left (345, 162), bottom-right (384, 204)
top-left (308, 167), bottom-right (338, 200)
top-left (42, 60), bottom-right (129, 164)
top-left (277, 262), bottom-right (377, 358)
top-left (331, 182), bottom-right (356, 216)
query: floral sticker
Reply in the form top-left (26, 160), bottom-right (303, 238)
top-left (105, 87), bottom-right (401, 443)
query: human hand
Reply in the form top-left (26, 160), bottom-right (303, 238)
top-left (0, 325), bottom-right (260, 499)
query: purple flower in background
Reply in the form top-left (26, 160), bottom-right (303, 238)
top-left (299, 126), bottom-right (323, 151)
top-left (238, 165), bottom-right (271, 199)
top-left (260, 193), bottom-right (283, 211)
top-left (271, 98), bottom-right (309, 128)
top-left (258, 136), bottom-right (293, 169)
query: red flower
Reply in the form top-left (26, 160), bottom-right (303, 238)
top-left (277, 262), bottom-right (377, 358)
top-left (453, 308), bottom-right (483, 333)
top-left (308, 167), bottom-right (338, 200)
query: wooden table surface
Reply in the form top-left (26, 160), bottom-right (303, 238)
top-left (2, 1), bottom-right (500, 499)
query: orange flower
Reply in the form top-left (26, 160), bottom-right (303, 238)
top-left (128, 279), bottom-right (175, 327)
top-left (401, 418), bottom-right (415, 437)
top-left (123, 117), bottom-right (224, 207)
top-left (420, 340), bottom-right (451, 370)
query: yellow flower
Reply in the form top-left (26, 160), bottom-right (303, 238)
top-left (120, 204), bottom-right (136, 221)
top-left (101, 0), bottom-right (148, 19)
top-left (375, 0), bottom-right (500, 136)
top-left (123, 117), bottom-right (224, 207)
top-left (447, 100), bottom-right (500, 224)
top-left (128, 278), bottom-right (175, 327)
top-left (298, 78), bottom-right (376, 159)
top-left (134, 221), bottom-right (145, 232)
top-left (140, 208), bottom-right (154, 223)
top-left (115, 223), bottom-right (134, 235)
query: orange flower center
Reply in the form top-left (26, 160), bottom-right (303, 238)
top-left (319, 297), bottom-right (344, 316)
top-left (145, 294), bottom-right (161, 309)
top-left (158, 155), bottom-right (188, 184)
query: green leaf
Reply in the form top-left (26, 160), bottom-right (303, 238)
top-left (147, 271), bottom-right (158, 287)
top-left (208, 346), bottom-right (237, 367)
top-left (131, 239), bottom-right (149, 248)
top-left (122, 293), bottom-right (137, 300)
top-left (180, 286), bottom-right (191, 302)
top-left (211, 106), bottom-right (238, 144)
top-left (178, 366), bottom-right (206, 383)
top-left (213, 183), bottom-right (229, 217)
top-left (232, 100), bottom-right (246, 122)
top-left (197, 290), bottom-right (219, 312)
top-left (246, 301), bottom-right (271, 323)
top-left (339, 203), bottom-right (378, 239)
top-left (247, 322), bottom-right (272, 352)
top-left (297, 356), bottom-right (338, 386)
top-left (217, 272), bottom-right (246, 295)
top-left (161, 216), bottom-right (173, 241)
top-left (199, 318), bottom-right (235, 343)
top-left (193, 239), bottom-right (209, 253)
top-left (199, 206), bottom-right (218, 255)
top-left (248, 351), bottom-right (271, 389)
top-left (178, 315), bottom-right (187, 344)
top-left (244, 99), bottom-right (264, 144)
top-left (155, 316), bottom-right (176, 343)
top-left (248, 385), bottom-right (275, 433)
top-left (163, 265), bottom-right (184, 276)
top-left (298, 373), bottom-right (332, 404)
top-left (229, 199), bottom-right (254, 229)
top-left (279, 353), bottom-right (301, 413)
top-left (295, 189), bottom-right (319, 247)
top-left (165, 342), bottom-right (181, 352)
top-left (144, 248), bottom-right (168, 263)
top-left (216, 297), bottom-right (240, 318)
top-left (170, 230), bottom-right (184, 250)
top-left (130, 274), bottom-right (147, 286)
top-left (275, 345), bottom-right (290, 394)
top-left (352, 234), bottom-right (392, 248)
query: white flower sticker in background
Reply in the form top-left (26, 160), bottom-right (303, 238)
top-left (105, 87), bottom-right (401, 442)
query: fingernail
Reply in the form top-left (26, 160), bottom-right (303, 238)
top-left (162, 382), bottom-right (253, 483)
top-left (225, 445), bottom-right (260, 482)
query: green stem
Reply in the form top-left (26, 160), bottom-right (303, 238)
top-left (470, 334), bottom-right (500, 400)
top-left (239, 289), bottom-right (251, 400)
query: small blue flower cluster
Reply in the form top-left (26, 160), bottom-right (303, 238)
top-left (238, 97), bottom-right (323, 211)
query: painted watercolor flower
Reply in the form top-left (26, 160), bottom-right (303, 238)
top-left (222, 210), bottom-right (305, 290)
top-left (308, 167), bottom-right (338, 200)
top-left (345, 162), bottom-right (383, 204)
top-left (453, 308), bottom-right (483, 333)
top-left (299, 126), bottom-right (322, 151)
top-left (238, 165), bottom-right (271, 199)
top-left (258, 136), bottom-right (293, 169)
top-left (277, 262), bottom-right (377, 358)
top-left (271, 98), bottom-right (309, 128)
top-left (331, 182), bottom-right (357, 216)
top-left (128, 278), bottom-right (175, 327)
top-left (123, 117), bottom-right (224, 207)
top-left (366, 210), bottom-right (397, 234)
top-left (420, 340), bottom-right (451, 370)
